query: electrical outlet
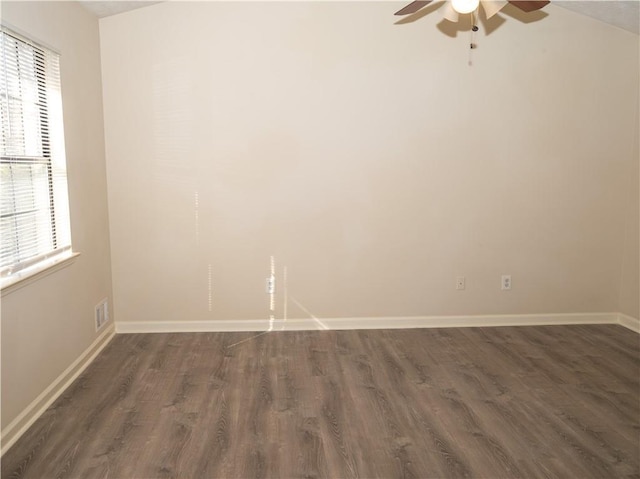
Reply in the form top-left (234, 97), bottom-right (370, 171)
top-left (501, 275), bottom-right (512, 291)
top-left (456, 276), bottom-right (465, 290)
top-left (266, 275), bottom-right (275, 294)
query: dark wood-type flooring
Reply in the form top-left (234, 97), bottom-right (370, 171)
top-left (2, 324), bottom-right (639, 478)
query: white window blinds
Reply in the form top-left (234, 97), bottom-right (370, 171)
top-left (0, 27), bottom-right (72, 282)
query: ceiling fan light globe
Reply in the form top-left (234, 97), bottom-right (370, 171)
top-left (451, 0), bottom-right (480, 14)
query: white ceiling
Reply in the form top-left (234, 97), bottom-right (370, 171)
top-left (555, 1), bottom-right (639, 34)
top-left (78, 1), bottom-right (639, 35)
top-left (79, 0), bottom-right (161, 18)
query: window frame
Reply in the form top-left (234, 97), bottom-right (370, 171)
top-left (0, 26), bottom-right (75, 292)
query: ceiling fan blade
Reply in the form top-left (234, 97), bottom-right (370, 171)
top-left (395, 1), bottom-right (434, 15)
top-left (507, 1), bottom-right (550, 13)
top-left (439, 2), bottom-right (459, 22)
top-left (480, 0), bottom-right (508, 18)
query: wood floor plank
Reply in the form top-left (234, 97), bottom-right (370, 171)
top-left (2, 324), bottom-right (638, 478)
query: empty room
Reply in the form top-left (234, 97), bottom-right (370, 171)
top-left (1, 0), bottom-right (638, 477)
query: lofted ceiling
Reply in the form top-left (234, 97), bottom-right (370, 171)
top-left (554, 1), bottom-right (639, 34)
top-left (78, 1), bottom-right (639, 35)
top-left (79, 0), bottom-right (161, 17)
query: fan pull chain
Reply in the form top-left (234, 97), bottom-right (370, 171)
top-left (468, 10), bottom-right (479, 66)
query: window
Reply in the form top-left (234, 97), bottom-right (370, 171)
top-left (0, 27), bottom-right (72, 287)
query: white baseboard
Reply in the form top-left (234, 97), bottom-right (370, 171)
top-left (618, 313), bottom-right (640, 333)
top-left (115, 312), bottom-right (620, 334)
top-left (1, 323), bottom-right (116, 456)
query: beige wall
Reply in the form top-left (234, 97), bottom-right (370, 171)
top-left (1, 2), bottom-right (113, 428)
top-left (100, 2), bottom-right (638, 325)
top-left (618, 104), bottom-right (639, 319)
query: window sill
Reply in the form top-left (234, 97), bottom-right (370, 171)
top-left (0, 251), bottom-right (81, 297)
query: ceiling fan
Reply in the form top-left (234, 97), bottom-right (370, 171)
top-left (395, 0), bottom-right (550, 23)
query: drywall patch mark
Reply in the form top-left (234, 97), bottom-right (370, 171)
top-left (226, 264), bottom-right (330, 349)
top-left (283, 266), bottom-right (288, 322)
top-left (194, 191), bottom-right (199, 244)
top-left (207, 263), bottom-right (212, 312)
top-left (269, 255), bottom-right (276, 311)
top-left (268, 255), bottom-right (276, 331)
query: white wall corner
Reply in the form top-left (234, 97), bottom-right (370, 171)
top-left (1, 324), bottom-right (116, 456)
top-left (618, 313), bottom-right (640, 333)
